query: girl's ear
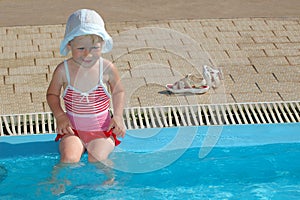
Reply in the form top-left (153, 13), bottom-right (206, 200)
top-left (67, 42), bottom-right (72, 50)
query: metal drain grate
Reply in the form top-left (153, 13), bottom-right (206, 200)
top-left (1, 101), bottom-right (300, 136)
top-left (124, 101), bottom-right (300, 129)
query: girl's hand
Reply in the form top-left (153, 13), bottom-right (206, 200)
top-left (55, 114), bottom-right (74, 135)
top-left (108, 116), bottom-right (126, 138)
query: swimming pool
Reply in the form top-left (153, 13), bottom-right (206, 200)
top-left (0, 123), bottom-right (300, 199)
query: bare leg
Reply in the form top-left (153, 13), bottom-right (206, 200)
top-left (59, 135), bottom-right (85, 163)
top-left (50, 135), bottom-right (85, 194)
top-left (86, 137), bottom-right (115, 184)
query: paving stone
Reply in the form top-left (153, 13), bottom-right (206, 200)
top-left (202, 43), bottom-right (240, 51)
top-left (4, 74), bottom-right (46, 84)
top-left (288, 35), bottom-right (300, 42)
top-left (205, 50), bottom-right (229, 60)
top-left (31, 91), bottom-right (47, 103)
top-left (233, 19), bottom-right (268, 26)
top-left (212, 57), bottom-right (251, 66)
top-left (254, 65), bottom-right (299, 74)
top-left (258, 82), bottom-right (300, 93)
top-left (265, 19), bottom-right (299, 26)
top-left (284, 24), bottom-right (300, 31)
top-left (14, 82), bottom-right (49, 93)
top-left (0, 93), bottom-right (31, 104)
top-left (275, 42), bottom-right (300, 50)
top-left (0, 34), bottom-right (17, 41)
top-left (239, 30), bottom-right (275, 37)
top-left (0, 52), bottom-right (15, 59)
top-left (217, 25), bottom-right (252, 32)
top-left (231, 92), bottom-right (283, 103)
top-left (249, 56), bottom-right (289, 66)
top-left (1, 39), bottom-right (33, 47)
top-left (264, 49), bottom-right (300, 57)
top-left (0, 68), bottom-right (8, 75)
top-left (279, 92), bottom-right (300, 101)
top-left (131, 65), bottom-right (172, 78)
top-left (9, 65), bottom-right (48, 75)
top-left (274, 30), bottom-right (299, 37)
top-left (201, 19), bottom-right (235, 27)
top-left (17, 33), bottom-right (52, 40)
top-left (3, 45), bottom-right (38, 53)
top-left (0, 85), bottom-right (14, 97)
top-left (224, 82), bottom-right (261, 93)
top-left (216, 36), bottom-right (252, 44)
top-left (35, 58), bottom-right (63, 67)
top-left (238, 43), bottom-right (277, 50)
top-left (7, 26), bottom-right (40, 34)
top-left (231, 73), bottom-right (278, 84)
top-left (273, 71), bottom-right (300, 82)
top-left (15, 51), bottom-right (53, 59)
top-left (252, 36), bottom-right (290, 43)
top-left (0, 28), bottom-right (6, 35)
top-left (226, 49), bottom-right (266, 58)
top-left (38, 25), bottom-right (64, 33)
top-left (0, 58), bottom-right (35, 67)
top-left (205, 31), bottom-right (241, 38)
top-left (250, 25), bottom-right (286, 31)
top-left (286, 56), bottom-right (300, 65)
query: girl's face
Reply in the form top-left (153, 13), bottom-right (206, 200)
top-left (68, 35), bottom-right (103, 68)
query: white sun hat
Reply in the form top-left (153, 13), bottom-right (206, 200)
top-left (60, 9), bottom-right (113, 56)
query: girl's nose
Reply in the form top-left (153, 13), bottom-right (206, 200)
top-left (83, 49), bottom-right (92, 57)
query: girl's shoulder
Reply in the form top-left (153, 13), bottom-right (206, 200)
top-left (55, 61), bottom-right (66, 73)
top-left (102, 58), bottom-right (116, 71)
top-left (102, 58), bottom-right (113, 66)
top-left (51, 60), bottom-right (67, 81)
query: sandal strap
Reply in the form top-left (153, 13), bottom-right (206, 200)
top-left (183, 74), bottom-right (207, 88)
top-left (203, 65), bottom-right (223, 88)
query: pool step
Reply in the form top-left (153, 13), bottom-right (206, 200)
top-left (1, 101), bottom-right (300, 135)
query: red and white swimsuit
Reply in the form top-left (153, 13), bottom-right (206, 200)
top-left (55, 58), bottom-right (120, 146)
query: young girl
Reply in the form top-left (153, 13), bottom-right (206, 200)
top-left (46, 9), bottom-right (125, 184)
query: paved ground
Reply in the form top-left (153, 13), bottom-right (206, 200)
top-left (0, 0), bottom-right (299, 115)
top-left (1, 0), bottom-right (300, 26)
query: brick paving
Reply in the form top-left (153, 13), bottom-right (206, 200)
top-left (0, 17), bottom-right (300, 115)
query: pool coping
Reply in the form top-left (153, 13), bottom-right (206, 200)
top-left (1, 123), bottom-right (299, 158)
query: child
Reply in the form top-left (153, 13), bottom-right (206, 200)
top-left (46, 9), bottom-right (125, 184)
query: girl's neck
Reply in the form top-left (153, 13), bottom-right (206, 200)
top-left (70, 58), bottom-right (99, 70)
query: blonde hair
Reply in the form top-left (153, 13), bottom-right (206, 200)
top-left (68, 34), bottom-right (104, 45)
top-left (88, 34), bottom-right (104, 43)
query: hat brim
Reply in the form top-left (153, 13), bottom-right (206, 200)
top-left (60, 24), bottom-right (113, 56)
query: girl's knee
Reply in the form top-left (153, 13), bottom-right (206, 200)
top-left (59, 135), bottom-right (84, 163)
top-left (60, 153), bottom-right (81, 163)
top-left (88, 152), bottom-right (108, 162)
top-left (86, 138), bottom-right (114, 162)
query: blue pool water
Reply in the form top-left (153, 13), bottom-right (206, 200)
top-left (0, 123), bottom-right (300, 199)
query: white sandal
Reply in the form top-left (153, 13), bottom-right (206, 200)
top-left (202, 65), bottom-right (223, 89)
top-left (166, 74), bottom-right (209, 94)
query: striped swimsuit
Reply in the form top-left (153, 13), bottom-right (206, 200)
top-left (55, 58), bottom-right (120, 146)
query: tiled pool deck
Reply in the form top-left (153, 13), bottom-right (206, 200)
top-left (0, 1), bottom-right (299, 115)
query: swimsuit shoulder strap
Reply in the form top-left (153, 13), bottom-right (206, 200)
top-left (98, 57), bottom-right (111, 98)
top-left (99, 57), bottom-right (103, 81)
top-left (63, 60), bottom-right (71, 85)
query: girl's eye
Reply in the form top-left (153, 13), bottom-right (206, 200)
top-left (92, 46), bottom-right (100, 49)
top-left (77, 47), bottom-right (85, 50)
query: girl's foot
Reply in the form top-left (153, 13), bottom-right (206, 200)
top-left (102, 177), bottom-right (115, 185)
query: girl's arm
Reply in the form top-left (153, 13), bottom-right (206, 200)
top-left (105, 61), bottom-right (126, 137)
top-left (46, 63), bottom-right (74, 135)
